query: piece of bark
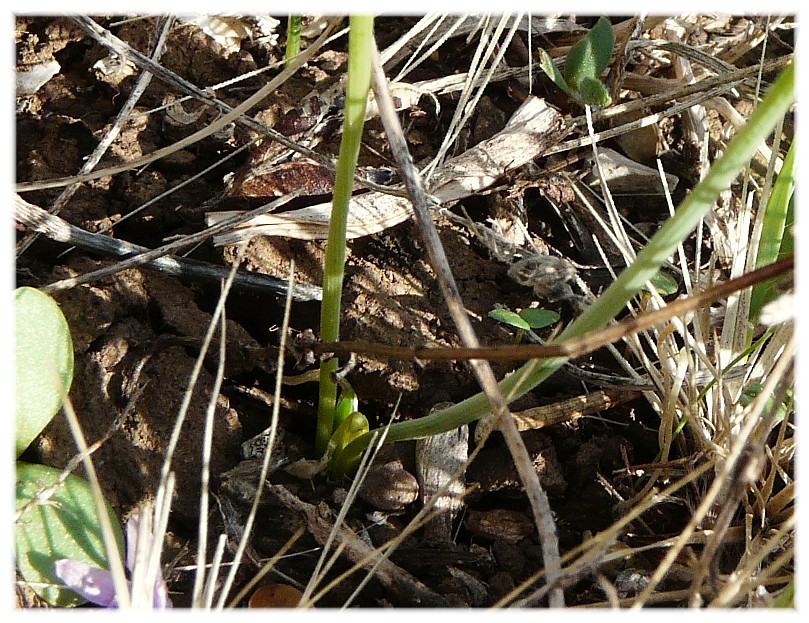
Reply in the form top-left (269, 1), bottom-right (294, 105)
top-left (415, 424), bottom-right (469, 543)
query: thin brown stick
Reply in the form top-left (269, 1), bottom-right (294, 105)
top-left (512, 389), bottom-right (641, 431)
top-left (314, 255), bottom-right (793, 362)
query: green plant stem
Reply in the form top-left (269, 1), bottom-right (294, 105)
top-left (749, 138), bottom-right (795, 321)
top-left (342, 60), bottom-right (794, 456)
top-left (316, 16), bottom-right (374, 455)
top-left (285, 16), bottom-right (302, 68)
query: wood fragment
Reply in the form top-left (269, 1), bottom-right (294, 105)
top-left (511, 389), bottom-right (641, 431)
top-left (14, 194), bottom-right (322, 301)
top-left (587, 147), bottom-right (679, 195)
top-left (414, 424), bottom-right (469, 543)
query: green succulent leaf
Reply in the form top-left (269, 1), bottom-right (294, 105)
top-left (564, 17), bottom-right (614, 91)
top-left (15, 462), bottom-right (125, 607)
top-left (328, 411), bottom-right (370, 477)
top-left (539, 48), bottom-right (573, 98)
top-left (489, 308), bottom-right (530, 330)
top-left (518, 308), bottom-right (561, 329)
top-left (15, 287), bottom-right (74, 458)
top-left (333, 382), bottom-right (359, 429)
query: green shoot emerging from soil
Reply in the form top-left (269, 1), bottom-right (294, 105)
top-left (285, 16), bottom-right (302, 68)
top-left (316, 16), bottom-right (374, 457)
top-left (341, 59), bottom-right (794, 454)
top-left (540, 16), bottom-right (615, 106)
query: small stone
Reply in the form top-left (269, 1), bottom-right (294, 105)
top-left (358, 460), bottom-right (419, 511)
top-left (614, 568), bottom-right (651, 599)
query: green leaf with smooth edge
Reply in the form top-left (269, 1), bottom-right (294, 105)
top-left (750, 139), bottom-right (795, 322)
top-left (518, 308), bottom-right (561, 329)
top-left (649, 272), bottom-right (679, 296)
top-left (489, 308), bottom-right (530, 330)
top-left (333, 382), bottom-right (359, 429)
top-left (15, 462), bottom-right (125, 607)
top-left (575, 76), bottom-right (612, 107)
top-left (15, 287), bottom-right (74, 458)
top-left (564, 17), bottom-right (614, 91)
top-left (539, 48), bottom-right (573, 98)
top-left (328, 411), bottom-right (370, 477)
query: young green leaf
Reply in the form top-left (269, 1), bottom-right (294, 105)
top-left (333, 382), bottom-right (359, 429)
top-left (564, 17), bottom-right (614, 94)
top-left (538, 48), bottom-right (573, 98)
top-left (539, 18), bottom-right (614, 106)
top-left (328, 411), bottom-right (370, 477)
top-left (649, 272), bottom-right (679, 296)
top-left (575, 75), bottom-right (613, 107)
top-left (15, 462), bottom-right (125, 607)
top-left (317, 16), bottom-right (374, 455)
top-left (518, 308), bottom-right (561, 329)
top-left (488, 308), bottom-right (530, 330)
top-left (15, 287), bottom-right (74, 457)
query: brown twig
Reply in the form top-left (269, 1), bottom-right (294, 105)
top-left (314, 255), bottom-right (793, 362)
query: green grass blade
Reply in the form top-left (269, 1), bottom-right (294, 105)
top-left (285, 16), bottom-right (302, 68)
top-left (750, 138), bottom-right (795, 321)
top-left (342, 60), bottom-right (794, 452)
top-left (316, 16), bottom-right (374, 455)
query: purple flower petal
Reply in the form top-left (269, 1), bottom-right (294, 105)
top-left (54, 559), bottom-right (120, 607)
top-left (153, 576), bottom-right (172, 609)
top-left (125, 513), bottom-right (139, 574)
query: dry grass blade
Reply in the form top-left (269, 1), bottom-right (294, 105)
top-left (205, 95), bottom-right (565, 243)
top-left (370, 42), bottom-right (565, 607)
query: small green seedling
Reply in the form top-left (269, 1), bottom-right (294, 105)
top-left (14, 287), bottom-right (125, 606)
top-left (285, 376), bottom-right (370, 479)
top-left (540, 16), bottom-right (615, 107)
top-left (489, 307), bottom-right (560, 343)
top-left (328, 410), bottom-right (370, 478)
top-left (316, 16), bottom-right (374, 458)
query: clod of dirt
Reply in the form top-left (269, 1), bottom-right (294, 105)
top-left (465, 508), bottom-right (535, 544)
top-left (466, 431), bottom-right (567, 500)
